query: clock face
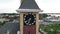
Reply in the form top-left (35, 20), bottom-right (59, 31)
top-left (23, 13), bottom-right (36, 26)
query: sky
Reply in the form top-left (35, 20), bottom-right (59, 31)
top-left (0, 0), bottom-right (60, 13)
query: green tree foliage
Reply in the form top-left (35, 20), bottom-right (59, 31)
top-left (39, 14), bottom-right (48, 19)
top-left (0, 21), bottom-right (5, 26)
top-left (2, 13), bottom-right (19, 15)
top-left (40, 23), bottom-right (60, 34)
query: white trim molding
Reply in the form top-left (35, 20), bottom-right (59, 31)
top-left (16, 9), bottom-right (42, 13)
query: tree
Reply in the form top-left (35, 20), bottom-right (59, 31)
top-left (0, 21), bottom-right (5, 26)
top-left (39, 14), bottom-right (48, 19)
top-left (40, 23), bottom-right (60, 34)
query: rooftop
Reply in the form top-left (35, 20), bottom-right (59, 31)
top-left (19, 0), bottom-right (40, 9)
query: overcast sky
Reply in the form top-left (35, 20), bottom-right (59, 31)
top-left (0, 0), bottom-right (60, 13)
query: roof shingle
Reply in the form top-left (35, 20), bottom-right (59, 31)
top-left (19, 0), bottom-right (40, 9)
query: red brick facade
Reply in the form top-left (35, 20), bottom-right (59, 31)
top-left (23, 25), bottom-right (36, 34)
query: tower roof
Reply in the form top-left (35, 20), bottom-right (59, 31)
top-left (19, 0), bottom-right (40, 9)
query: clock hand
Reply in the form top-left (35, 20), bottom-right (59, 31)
top-left (25, 18), bottom-right (31, 24)
top-left (29, 18), bottom-right (31, 20)
top-left (27, 18), bottom-right (31, 24)
top-left (28, 18), bottom-right (31, 22)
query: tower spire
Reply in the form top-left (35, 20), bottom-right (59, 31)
top-left (19, 0), bottom-right (40, 9)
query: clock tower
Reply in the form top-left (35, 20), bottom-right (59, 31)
top-left (16, 0), bottom-right (42, 34)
